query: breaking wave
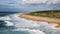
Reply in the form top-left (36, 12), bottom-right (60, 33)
top-left (12, 28), bottom-right (46, 34)
top-left (0, 13), bottom-right (60, 34)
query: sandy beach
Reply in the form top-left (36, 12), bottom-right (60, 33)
top-left (19, 14), bottom-right (60, 28)
top-left (19, 14), bottom-right (60, 25)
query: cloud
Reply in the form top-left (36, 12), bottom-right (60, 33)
top-left (22, 0), bottom-right (60, 5)
top-left (0, 0), bottom-right (60, 12)
top-left (0, 0), bottom-right (23, 8)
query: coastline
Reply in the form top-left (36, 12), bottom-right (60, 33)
top-left (19, 14), bottom-right (60, 25)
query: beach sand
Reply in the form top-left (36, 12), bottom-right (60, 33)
top-left (19, 14), bottom-right (60, 28)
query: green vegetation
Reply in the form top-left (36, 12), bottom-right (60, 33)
top-left (28, 10), bottom-right (60, 18)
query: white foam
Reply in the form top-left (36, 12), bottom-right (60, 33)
top-left (14, 18), bottom-right (40, 28)
top-left (3, 13), bottom-right (60, 34)
top-left (8, 14), bottom-right (40, 28)
top-left (0, 16), bottom-right (11, 20)
top-left (9, 13), bottom-right (22, 21)
top-left (29, 29), bottom-right (46, 34)
top-left (13, 28), bottom-right (46, 34)
top-left (5, 21), bottom-right (14, 26)
top-left (9, 14), bottom-right (59, 27)
top-left (11, 14), bottom-right (49, 28)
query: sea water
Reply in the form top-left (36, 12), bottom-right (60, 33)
top-left (0, 12), bottom-right (60, 34)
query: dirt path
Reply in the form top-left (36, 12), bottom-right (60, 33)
top-left (19, 14), bottom-right (60, 25)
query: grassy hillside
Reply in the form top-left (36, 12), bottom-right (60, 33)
top-left (28, 10), bottom-right (60, 19)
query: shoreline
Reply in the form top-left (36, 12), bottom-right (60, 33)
top-left (19, 14), bottom-right (60, 29)
top-left (19, 14), bottom-right (60, 25)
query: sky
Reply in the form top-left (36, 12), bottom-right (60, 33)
top-left (0, 0), bottom-right (60, 12)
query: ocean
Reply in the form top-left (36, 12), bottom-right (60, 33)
top-left (0, 12), bottom-right (60, 34)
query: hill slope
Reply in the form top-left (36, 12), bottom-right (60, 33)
top-left (28, 10), bottom-right (60, 19)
